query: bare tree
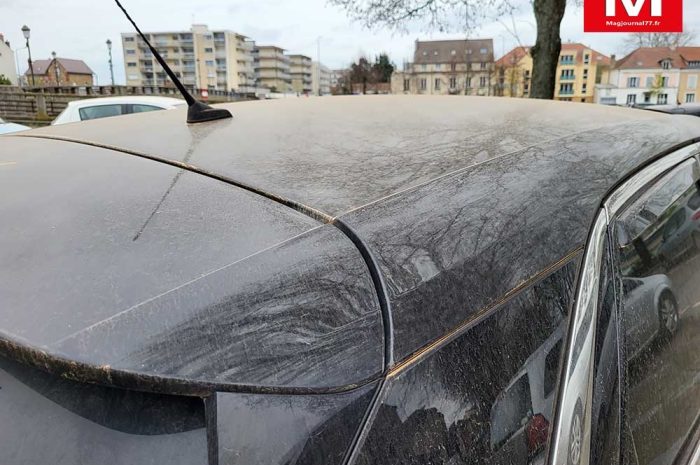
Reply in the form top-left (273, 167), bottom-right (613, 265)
top-left (623, 30), bottom-right (696, 52)
top-left (329, 0), bottom-right (576, 99)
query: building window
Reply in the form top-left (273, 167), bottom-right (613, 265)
top-left (450, 63), bottom-right (456, 72)
top-left (627, 77), bottom-right (638, 88)
top-left (582, 83), bottom-right (587, 94)
top-left (127, 62), bottom-right (137, 67)
top-left (626, 94), bottom-right (636, 105)
top-left (466, 77), bottom-right (472, 88)
top-left (449, 77), bottom-right (457, 88)
top-left (524, 70), bottom-right (530, 79)
top-left (561, 69), bottom-right (575, 79)
top-left (657, 93), bottom-right (668, 104)
top-left (480, 48), bottom-right (488, 54)
top-left (645, 76), bottom-right (654, 87)
top-left (403, 79), bottom-right (410, 91)
top-left (433, 51), bottom-right (438, 55)
top-left (583, 68), bottom-right (589, 79)
top-left (421, 64), bottom-right (427, 71)
top-left (422, 51), bottom-right (427, 56)
top-left (420, 78), bottom-right (427, 90)
top-left (524, 83), bottom-right (529, 92)
top-left (661, 76), bottom-right (669, 87)
top-left (124, 37), bottom-right (134, 42)
top-left (126, 49), bottom-right (136, 55)
top-left (584, 54), bottom-right (590, 64)
top-left (560, 55), bottom-right (574, 64)
top-left (480, 62), bottom-right (486, 69)
top-left (435, 64), bottom-right (441, 70)
top-left (466, 49), bottom-right (473, 55)
top-left (661, 59), bottom-right (671, 69)
top-left (686, 93), bottom-right (696, 103)
top-left (435, 78), bottom-right (441, 90)
top-left (687, 75), bottom-right (697, 89)
top-left (204, 47), bottom-right (213, 53)
top-left (450, 50), bottom-right (456, 56)
top-left (204, 34), bottom-right (213, 40)
top-left (560, 83), bottom-right (573, 94)
top-left (479, 76), bottom-right (487, 87)
top-left (688, 61), bottom-right (700, 68)
top-left (205, 60), bottom-right (214, 66)
top-left (127, 74), bottom-right (139, 80)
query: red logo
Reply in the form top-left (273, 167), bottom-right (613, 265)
top-left (584, 0), bottom-right (683, 32)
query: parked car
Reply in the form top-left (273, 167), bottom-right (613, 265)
top-left (0, 117), bottom-right (30, 135)
top-left (643, 103), bottom-right (700, 117)
top-left (51, 96), bottom-right (186, 125)
top-left (1, 96), bottom-right (700, 465)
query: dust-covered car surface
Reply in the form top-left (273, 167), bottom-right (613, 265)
top-left (1, 96), bottom-right (700, 465)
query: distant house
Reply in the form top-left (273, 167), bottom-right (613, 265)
top-left (391, 39), bottom-right (495, 96)
top-left (24, 57), bottom-right (93, 86)
top-left (0, 33), bottom-right (19, 85)
top-left (596, 47), bottom-right (700, 106)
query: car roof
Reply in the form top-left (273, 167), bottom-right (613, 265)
top-left (6, 96), bottom-right (700, 388)
top-left (66, 95), bottom-right (185, 108)
top-left (25, 95), bottom-right (697, 217)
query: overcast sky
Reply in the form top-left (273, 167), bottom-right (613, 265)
top-left (1, 0), bottom-right (699, 85)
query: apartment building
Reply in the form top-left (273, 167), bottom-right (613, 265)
top-left (311, 62), bottom-right (331, 95)
top-left (254, 45), bottom-right (292, 93)
top-left (595, 47), bottom-right (700, 105)
top-left (494, 43), bottom-right (610, 102)
top-left (121, 24), bottom-right (255, 92)
top-left (288, 54), bottom-right (312, 94)
top-left (0, 34), bottom-right (18, 85)
top-left (391, 39), bottom-right (495, 96)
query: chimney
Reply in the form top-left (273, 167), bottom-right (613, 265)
top-left (610, 54), bottom-right (616, 67)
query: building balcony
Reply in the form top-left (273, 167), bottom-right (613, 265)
top-left (560, 75), bottom-right (575, 81)
top-left (559, 89), bottom-right (574, 95)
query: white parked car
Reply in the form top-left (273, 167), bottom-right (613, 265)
top-left (0, 117), bottom-right (30, 135)
top-left (51, 96), bottom-right (186, 125)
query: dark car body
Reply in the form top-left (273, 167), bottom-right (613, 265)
top-left (1, 96), bottom-right (700, 465)
top-left (643, 103), bottom-right (700, 117)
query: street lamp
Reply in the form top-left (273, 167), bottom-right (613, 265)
top-left (106, 39), bottom-right (115, 86)
top-left (21, 25), bottom-right (35, 87)
top-left (51, 50), bottom-right (60, 85)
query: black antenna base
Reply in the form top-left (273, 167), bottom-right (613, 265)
top-left (187, 100), bottom-right (233, 124)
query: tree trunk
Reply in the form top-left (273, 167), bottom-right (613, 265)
top-left (530, 0), bottom-right (567, 99)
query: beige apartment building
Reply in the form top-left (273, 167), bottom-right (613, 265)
top-left (311, 61), bottom-right (331, 95)
top-left (288, 54), bottom-right (312, 94)
top-left (495, 43), bottom-right (610, 103)
top-left (391, 39), bottom-right (495, 96)
top-left (254, 45), bottom-right (292, 93)
top-left (121, 24), bottom-right (255, 92)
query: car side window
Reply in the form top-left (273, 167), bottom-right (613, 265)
top-left (131, 104), bottom-right (163, 114)
top-left (79, 104), bottom-right (126, 121)
top-left (610, 159), bottom-right (700, 465)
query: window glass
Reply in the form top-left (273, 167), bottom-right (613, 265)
top-left (612, 159), bottom-right (700, 465)
top-left (354, 259), bottom-right (579, 465)
top-left (78, 104), bottom-right (125, 121)
top-left (131, 104), bottom-right (163, 114)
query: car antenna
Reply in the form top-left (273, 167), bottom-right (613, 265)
top-left (113, 0), bottom-right (232, 123)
